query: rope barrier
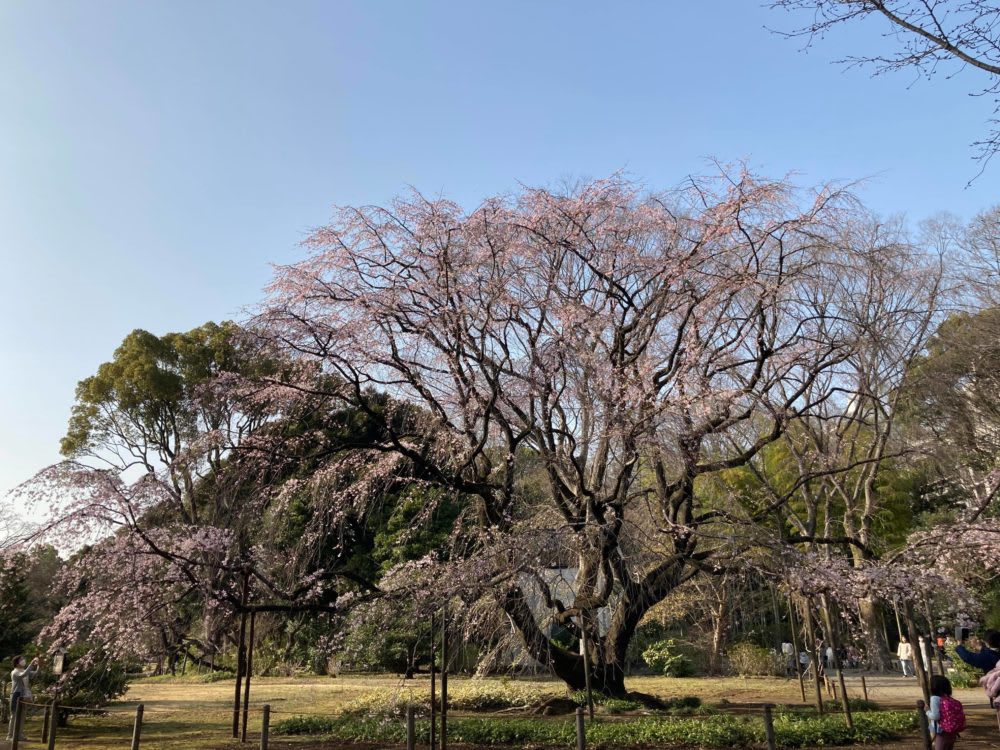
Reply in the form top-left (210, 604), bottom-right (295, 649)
top-left (19, 701), bottom-right (108, 713)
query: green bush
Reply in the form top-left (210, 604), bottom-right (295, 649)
top-left (274, 708), bottom-right (918, 747)
top-left (602, 698), bottom-right (642, 713)
top-left (945, 643), bottom-right (980, 688)
top-left (340, 681), bottom-right (561, 717)
top-left (450, 681), bottom-right (559, 711)
top-left (197, 669), bottom-right (236, 683)
top-left (641, 639), bottom-right (694, 677)
top-left (726, 642), bottom-right (785, 677)
top-left (825, 697), bottom-right (881, 712)
top-left (339, 686), bottom-right (432, 717)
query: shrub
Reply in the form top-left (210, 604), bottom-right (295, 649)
top-left (450, 681), bottom-right (559, 711)
top-left (197, 670), bottom-right (236, 683)
top-left (275, 708), bottom-right (918, 747)
top-left (340, 686), bottom-right (430, 717)
top-left (825, 697), bottom-right (881, 712)
top-left (641, 640), bottom-right (694, 677)
top-left (945, 642), bottom-right (980, 688)
top-left (602, 698), bottom-right (642, 713)
top-left (340, 681), bottom-right (560, 717)
top-left (726, 642), bottom-right (785, 677)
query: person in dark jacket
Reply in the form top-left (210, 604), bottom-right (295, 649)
top-left (956, 629), bottom-right (1000, 673)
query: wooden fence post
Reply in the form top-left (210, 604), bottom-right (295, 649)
top-left (575, 707), bottom-right (586, 750)
top-left (47, 702), bottom-right (58, 750)
top-left (232, 575), bottom-right (250, 739)
top-left (440, 605), bottom-right (448, 750)
top-left (916, 700), bottom-right (932, 750)
top-left (260, 704), bottom-right (270, 750)
top-left (10, 698), bottom-right (25, 750)
top-left (42, 703), bottom-right (50, 743)
top-left (430, 612), bottom-right (436, 750)
top-left (787, 595), bottom-right (807, 703)
top-left (763, 704), bottom-right (777, 750)
top-left (241, 610), bottom-right (257, 743)
top-left (131, 703), bottom-right (144, 750)
top-left (861, 675), bottom-right (869, 701)
top-left (406, 705), bottom-right (415, 750)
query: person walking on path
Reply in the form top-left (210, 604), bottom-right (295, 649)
top-left (6, 656), bottom-right (39, 741)
top-left (898, 636), bottom-right (915, 677)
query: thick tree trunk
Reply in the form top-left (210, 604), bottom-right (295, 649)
top-left (542, 653), bottom-right (628, 697)
top-left (858, 598), bottom-right (890, 671)
top-left (501, 583), bottom-right (646, 698)
top-left (709, 595), bottom-right (730, 675)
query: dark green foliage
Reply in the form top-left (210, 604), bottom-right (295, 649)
top-left (0, 555), bottom-right (31, 659)
top-left (275, 709), bottom-right (917, 747)
top-left (0, 545), bottom-right (63, 662)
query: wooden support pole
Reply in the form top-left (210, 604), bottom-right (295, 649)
top-left (430, 612), bottom-right (436, 750)
top-left (260, 704), bottom-right (270, 750)
top-left (10, 699), bottom-right (25, 750)
top-left (821, 594), bottom-right (853, 730)
top-left (916, 700), bottom-right (932, 750)
top-left (787, 595), bottom-right (807, 703)
top-left (241, 610), bottom-right (257, 743)
top-left (131, 703), bottom-right (144, 750)
top-left (861, 675), bottom-right (869, 701)
top-left (47, 702), bottom-right (58, 750)
top-left (440, 604), bottom-right (448, 750)
top-left (763, 704), bottom-right (777, 750)
top-left (232, 575), bottom-right (250, 738)
top-left (904, 603), bottom-right (931, 705)
top-left (406, 705), bottom-right (415, 750)
top-left (575, 707), bottom-right (586, 750)
top-left (804, 597), bottom-right (824, 715)
top-left (579, 613), bottom-right (594, 721)
top-left (42, 703), bottom-right (50, 743)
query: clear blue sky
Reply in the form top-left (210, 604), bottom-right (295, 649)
top-left (1, 1), bottom-right (996, 500)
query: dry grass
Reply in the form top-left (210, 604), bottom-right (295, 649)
top-left (0, 672), bottom-right (978, 749)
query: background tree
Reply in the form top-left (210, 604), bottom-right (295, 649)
top-left (771, 0), bottom-right (1000, 165)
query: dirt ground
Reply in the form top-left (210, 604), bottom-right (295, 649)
top-left (0, 672), bottom-right (997, 749)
